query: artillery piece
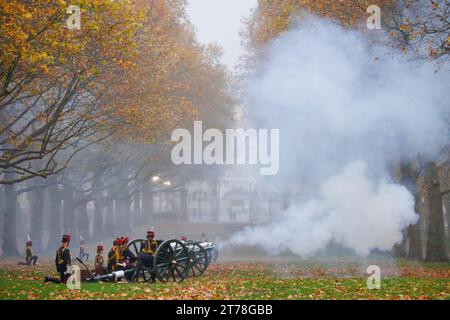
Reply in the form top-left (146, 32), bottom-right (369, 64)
top-left (199, 241), bottom-right (219, 264)
top-left (77, 238), bottom-right (219, 283)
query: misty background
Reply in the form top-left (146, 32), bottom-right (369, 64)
top-left (1, 0), bottom-right (449, 264)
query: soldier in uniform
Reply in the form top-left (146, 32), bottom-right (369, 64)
top-left (78, 237), bottom-right (89, 262)
top-left (18, 239), bottom-right (38, 266)
top-left (107, 239), bottom-right (120, 274)
top-left (134, 230), bottom-right (158, 282)
top-left (118, 236), bottom-right (132, 263)
top-left (117, 236), bottom-right (134, 282)
top-left (44, 234), bottom-right (71, 284)
top-left (95, 244), bottom-right (105, 273)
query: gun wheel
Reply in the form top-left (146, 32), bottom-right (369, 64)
top-left (126, 239), bottom-right (145, 264)
top-left (186, 242), bottom-right (209, 277)
top-left (154, 239), bottom-right (189, 283)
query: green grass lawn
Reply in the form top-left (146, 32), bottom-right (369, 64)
top-left (0, 259), bottom-right (448, 300)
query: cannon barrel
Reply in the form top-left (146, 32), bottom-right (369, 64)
top-left (87, 269), bottom-right (135, 282)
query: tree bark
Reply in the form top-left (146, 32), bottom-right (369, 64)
top-left (407, 193), bottom-right (423, 260)
top-left (0, 185), bottom-right (4, 242)
top-left (424, 162), bottom-right (449, 262)
top-left (141, 181), bottom-right (154, 225)
top-left (62, 184), bottom-right (75, 235)
top-left (15, 193), bottom-right (25, 247)
top-left (116, 197), bottom-right (131, 233)
top-left (104, 189), bottom-right (115, 234)
top-left (132, 189), bottom-right (141, 227)
top-left (397, 162), bottom-right (422, 260)
top-left (48, 181), bottom-right (62, 249)
top-left (93, 198), bottom-right (105, 240)
top-left (180, 187), bottom-right (188, 222)
top-left (76, 199), bottom-right (90, 241)
top-left (28, 181), bottom-right (45, 253)
top-left (443, 193), bottom-right (450, 245)
top-left (2, 171), bottom-right (19, 256)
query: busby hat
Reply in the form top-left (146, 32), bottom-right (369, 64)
top-left (26, 235), bottom-right (32, 246)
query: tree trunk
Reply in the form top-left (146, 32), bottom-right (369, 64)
top-left (114, 165), bottom-right (131, 233)
top-left (443, 193), bottom-right (450, 245)
top-left (393, 232), bottom-right (408, 258)
top-left (104, 189), bottom-right (115, 234)
top-left (2, 172), bottom-right (19, 256)
top-left (0, 185), bottom-right (4, 242)
top-left (396, 162), bottom-right (423, 260)
top-left (15, 193), bottom-right (25, 246)
top-left (132, 189), bottom-right (141, 227)
top-left (407, 193), bottom-right (423, 260)
top-left (116, 197), bottom-right (131, 233)
top-left (93, 198), bottom-right (105, 240)
top-left (48, 181), bottom-right (62, 250)
top-left (141, 182), bottom-right (153, 225)
top-left (29, 183), bottom-right (45, 253)
top-left (76, 199), bottom-right (90, 241)
top-left (180, 187), bottom-right (188, 222)
top-left (424, 162), bottom-right (449, 262)
top-left (62, 185), bottom-right (75, 235)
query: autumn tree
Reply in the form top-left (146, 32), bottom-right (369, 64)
top-left (101, 0), bottom-right (234, 145)
top-left (0, 0), bottom-right (144, 185)
top-left (384, 0), bottom-right (450, 61)
top-left (0, 0), bottom-right (144, 255)
top-left (1, 0), bottom-right (235, 254)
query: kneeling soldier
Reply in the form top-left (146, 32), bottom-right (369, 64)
top-left (18, 239), bottom-right (38, 266)
top-left (118, 236), bottom-right (134, 282)
top-left (134, 230), bottom-right (158, 282)
top-left (44, 234), bottom-right (71, 284)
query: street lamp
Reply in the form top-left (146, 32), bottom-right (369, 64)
top-left (152, 176), bottom-right (160, 183)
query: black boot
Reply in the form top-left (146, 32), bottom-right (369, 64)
top-left (44, 276), bottom-right (61, 284)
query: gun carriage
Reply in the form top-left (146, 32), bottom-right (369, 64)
top-left (78, 238), bottom-right (218, 283)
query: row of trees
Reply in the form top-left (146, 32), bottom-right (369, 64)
top-left (241, 0), bottom-right (450, 261)
top-left (0, 0), bottom-right (234, 255)
top-left (242, 0), bottom-right (449, 62)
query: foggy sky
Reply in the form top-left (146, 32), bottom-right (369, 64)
top-left (187, 0), bottom-right (257, 69)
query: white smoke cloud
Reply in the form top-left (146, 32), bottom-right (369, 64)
top-left (228, 17), bottom-right (450, 256)
top-left (228, 160), bottom-right (417, 256)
